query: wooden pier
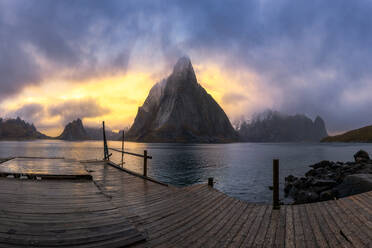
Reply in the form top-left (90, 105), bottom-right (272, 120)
top-left (0, 157), bottom-right (371, 247)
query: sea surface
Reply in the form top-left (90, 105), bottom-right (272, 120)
top-left (1, 140), bottom-right (371, 203)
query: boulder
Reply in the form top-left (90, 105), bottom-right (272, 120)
top-left (296, 190), bottom-right (320, 204)
top-left (353, 150), bottom-right (370, 162)
top-left (320, 190), bottom-right (336, 201)
top-left (311, 179), bottom-right (337, 187)
top-left (310, 160), bottom-right (332, 169)
top-left (336, 174), bottom-right (372, 198)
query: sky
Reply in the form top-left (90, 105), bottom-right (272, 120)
top-left (1, 0), bottom-right (372, 136)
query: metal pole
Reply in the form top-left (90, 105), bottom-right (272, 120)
top-left (273, 159), bottom-right (280, 209)
top-left (143, 150), bottom-right (148, 177)
top-left (121, 131), bottom-right (124, 166)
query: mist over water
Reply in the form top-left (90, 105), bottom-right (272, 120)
top-left (1, 140), bottom-right (371, 203)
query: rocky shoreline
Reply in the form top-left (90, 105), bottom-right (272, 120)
top-left (285, 150), bottom-right (372, 204)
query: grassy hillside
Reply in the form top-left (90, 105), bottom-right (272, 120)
top-left (322, 125), bottom-right (372, 142)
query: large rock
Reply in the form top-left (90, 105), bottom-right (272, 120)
top-left (354, 150), bottom-right (370, 162)
top-left (57, 119), bottom-right (89, 141)
top-left (126, 56), bottom-right (238, 143)
top-left (285, 150), bottom-right (372, 204)
top-left (336, 174), bottom-right (372, 197)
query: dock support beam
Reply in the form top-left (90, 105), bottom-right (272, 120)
top-left (273, 159), bottom-right (280, 209)
top-left (121, 131), bottom-right (124, 166)
top-left (143, 150), bottom-right (148, 177)
top-left (103, 121), bottom-right (109, 161)
top-left (208, 177), bottom-right (214, 187)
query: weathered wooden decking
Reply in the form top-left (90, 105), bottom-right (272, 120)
top-left (0, 158), bottom-right (371, 247)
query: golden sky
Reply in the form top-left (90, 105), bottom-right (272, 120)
top-left (1, 59), bottom-right (273, 136)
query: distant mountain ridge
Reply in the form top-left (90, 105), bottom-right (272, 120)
top-left (238, 110), bottom-right (328, 142)
top-left (0, 117), bottom-right (49, 140)
top-left (322, 125), bottom-right (372, 142)
top-left (126, 56), bottom-right (238, 143)
top-left (57, 119), bottom-right (120, 141)
top-left (85, 127), bottom-right (121, 140)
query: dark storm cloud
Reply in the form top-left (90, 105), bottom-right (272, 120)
top-left (1, 0), bottom-right (372, 132)
top-left (48, 98), bottom-right (109, 124)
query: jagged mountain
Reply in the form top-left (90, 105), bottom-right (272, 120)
top-left (126, 56), bottom-right (238, 143)
top-left (57, 119), bottom-right (89, 141)
top-left (238, 110), bottom-right (328, 142)
top-left (0, 117), bottom-right (49, 140)
top-left (57, 119), bottom-right (121, 141)
top-left (322, 125), bottom-right (372, 142)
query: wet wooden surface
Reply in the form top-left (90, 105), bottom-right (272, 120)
top-left (0, 158), bottom-right (91, 179)
top-left (0, 158), bottom-right (371, 247)
top-left (0, 176), bottom-right (145, 247)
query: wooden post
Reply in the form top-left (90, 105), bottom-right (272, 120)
top-left (143, 150), bottom-right (148, 177)
top-left (121, 131), bottom-right (124, 166)
top-left (208, 177), bottom-right (214, 187)
top-left (273, 159), bottom-right (280, 209)
top-left (102, 121), bottom-right (109, 160)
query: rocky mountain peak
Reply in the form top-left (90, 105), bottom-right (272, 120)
top-left (0, 117), bottom-right (48, 140)
top-left (170, 56), bottom-right (197, 84)
top-left (314, 116), bottom-right (325, 126)
top-left (126, 56), bottom-right (238, 143)
top-left (57, 118), bottom-right (89, 141)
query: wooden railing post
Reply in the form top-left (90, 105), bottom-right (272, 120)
top-left (102, 121), bottom-right (109, 160)
top-left (121, 131), bottom-right (124, 166)
top-left (143, 150), bottom-right (148, 177)
top-left (208, 177), bottom-right (214, 187)
top-left (273, 159), bottom-right (280, 209)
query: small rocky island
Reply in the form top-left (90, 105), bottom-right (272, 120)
top-left (285, 150), bottom-right (372, 204)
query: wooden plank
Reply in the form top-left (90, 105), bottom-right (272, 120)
top-left (298, 204), bottom-right (317, 247)
top-left (252, 204), bottom-right (273, 247)
top-left (304, 203), bottom-right (329, 248)
top-left (323, 200), bottom-right (365, 248)
top-left (314, 202), bottom-right (350, 248)
top-left (285, 205), bottom-right (295, 248)
top-left (150, 191), bottom-right (233, 246)
top-left (227, 204), bottom-right (263, 247)
top-left (240, 205), bottom-right (269, 247)
top-left (292, 203), bottom-right (305, 247)
top-left (274, 207), bottom-right (286, 248)
top-left (262, 209), bottom-right (280, 247)
top-left (191, 200), bottom-right (244, 247)
top-left (218, 203), bottom-right (256, 248)
top-left (336, 198), bottom-right (372, 246)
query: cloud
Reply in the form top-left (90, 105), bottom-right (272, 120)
top-left (221, 93), bottom-right (248, 105)
top-left (12, 103), bottom-right (45, 121)
top-left (48, 98), bottom-right (110, 124)
top-left (1, 0), bottom-right (372, 132)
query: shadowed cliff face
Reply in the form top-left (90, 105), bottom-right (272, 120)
top-left (127, 57), bottom-right (238, 143)
top-left (238, 110), bottom-right (328, 142)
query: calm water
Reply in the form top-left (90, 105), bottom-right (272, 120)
top-left (1, 140), bottom-right (372, 203)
